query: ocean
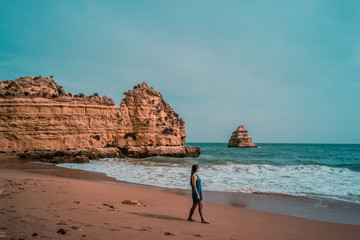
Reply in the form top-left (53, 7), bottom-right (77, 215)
top-left (57, 143), bottom-right (360, 205)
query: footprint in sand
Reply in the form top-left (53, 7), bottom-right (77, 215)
top-left (122, 226), bottom-right (134, 230)
top-left (193, 234), bottom-right (204, 238)
top-left (164, 232), bottom-right (175, 236)
top-left (102, 203), bottom-right (115, 210)
top-left (57, 229), bottom-right (67, 234)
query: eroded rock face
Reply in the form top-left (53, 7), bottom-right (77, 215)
top-left (0, 76), bottom-right (114, 104)
top-left (116, 82), bottom-right (186, 147)
top-left (228, 125), bottom-right (258, 148)
top-left (0, 77), bottom-right (200, 161)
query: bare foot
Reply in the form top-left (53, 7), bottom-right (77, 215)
top-left (201, 220), bottom-right (210, 224)
top-left (188, 218), bottom-right (195, 222)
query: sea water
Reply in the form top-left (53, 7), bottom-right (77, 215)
top-left (57, 143), bottom-right (360, 204)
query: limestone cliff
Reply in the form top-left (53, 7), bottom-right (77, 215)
top-left (0, 76), bottom-right (199, 160)
top-left (228, 125), bottom-right (258, 148)
top-left (115, 82), bottom-right (186, 147)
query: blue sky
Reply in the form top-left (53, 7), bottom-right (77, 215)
top-left (1, 0), bottom-right (359, 143)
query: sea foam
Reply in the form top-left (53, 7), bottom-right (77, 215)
top-left (57, 157), bottom-right (360, 204)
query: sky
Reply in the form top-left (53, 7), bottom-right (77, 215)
top-left (1, 0), bottom-right (360, 143)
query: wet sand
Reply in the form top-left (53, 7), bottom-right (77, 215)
top-left (1, 154), bottom-right (360, 240)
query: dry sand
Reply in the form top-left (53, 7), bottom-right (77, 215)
top-left (0, 156), bottom-right (359, 240)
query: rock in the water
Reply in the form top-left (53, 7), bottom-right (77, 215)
top-left (0, 77), bottom-right (200, 160)
top-left (228, 125), bottom-right (258, 148)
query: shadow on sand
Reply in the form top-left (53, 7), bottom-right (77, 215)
top-left (129, 212), bottom-right (185, 222)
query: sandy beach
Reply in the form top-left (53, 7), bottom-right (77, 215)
top-left (1, 155), bottom-right (360, 240)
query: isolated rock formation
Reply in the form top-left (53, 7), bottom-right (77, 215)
top-left (0, 76), bottom-right (200, 161)
top-left (228, 125), bottom-right (258, 148)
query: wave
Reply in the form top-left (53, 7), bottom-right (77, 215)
top-left (293, 160), bottom-right (360, 172)
top-left (57, 159), bottom-right (360, 204)
top-left (121, 155), bottom-right (360, 173)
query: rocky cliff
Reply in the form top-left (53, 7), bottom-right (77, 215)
top-left (228, 125), bottom-right (258, 148)
top-left (0, 76), bottom-right (200, 161)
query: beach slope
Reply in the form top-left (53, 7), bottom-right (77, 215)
top-left (1, 166), bottom-right (359, 240)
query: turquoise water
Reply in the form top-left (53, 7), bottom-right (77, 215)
top-left (57, 143), bottom-right (360, 204)
top-left (192, 143), bottom-right (360, 172)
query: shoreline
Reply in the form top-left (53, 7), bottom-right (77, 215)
top-left (1, 154), bottom-right (360, 225)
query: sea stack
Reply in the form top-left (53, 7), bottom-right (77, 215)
top-left (0, 76), bottom-right (200, 162)
top-left (228, 125), bottom-right (258, 148)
